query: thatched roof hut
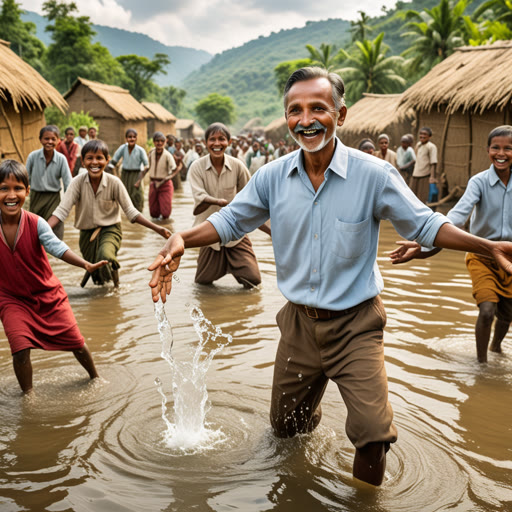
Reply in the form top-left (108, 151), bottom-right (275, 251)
top-left (336, 93), bottom-right (415, 150)
top-left (264, 116), bottom-right (288, 143)
top-left (0, 39), bottom-right (67, 162)
top-left (175, 119), bottom-right (204, 140)
top-left (142, 101), bottom-right (177, 139)
top-left (64, 77), bottom-right (154, 151)
top-left (400, 41), bottom-right (512, 188)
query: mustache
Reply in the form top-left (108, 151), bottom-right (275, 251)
top-left (293, 121), bottom-right (327, 134)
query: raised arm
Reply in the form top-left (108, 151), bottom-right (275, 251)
top-left (148, 221), bottom-right (220, 302)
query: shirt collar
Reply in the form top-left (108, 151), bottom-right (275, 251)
top-left (206, 154), bottom-right (232, 172)
top-left (287, 137), bottom-right (348, 179)
top-left (489, 164), bottom-right (507, 186)
top-left (38, 148), bottom-right (57, 164)
top-left (84, 171), bottom-right (107, 188)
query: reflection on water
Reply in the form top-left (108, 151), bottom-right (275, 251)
top-left (0, 182), bottom-right (511, 512)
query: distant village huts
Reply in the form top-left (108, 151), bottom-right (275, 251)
top-left (0, 39), bottom-right (67, 162)
top-left (400, 41), bottom-right (512, 189)
top-left (142, 101), bottom-right (177, 139)
top-left (175, 119), bottom-right (204, 140)
top-left (264, 116), bottom-right (288, 143)
top-left (64, 77), bottom-right (154, 151)
top-left (337, 93), bottom-right (415, 150)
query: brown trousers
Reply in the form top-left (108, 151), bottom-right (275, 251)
top-left (270, 297), bottom-right (397, 449)
top-left (410, 175), bottom-right (430, 203)
top-left (195, 235), bottom-right (261, 287)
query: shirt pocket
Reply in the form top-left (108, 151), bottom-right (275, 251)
top-left (98, 199), bottom-right (117, 218)
top-left (223, 186), bottom-right (237, 202)
top-left (330, 217), bottom-right (371, 259)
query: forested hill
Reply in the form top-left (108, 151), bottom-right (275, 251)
top-left (181, 18), bottom-right (351, 129)
top-left (21, 11), bottom-right (212, 86)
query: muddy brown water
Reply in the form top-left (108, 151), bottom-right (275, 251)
top-left (1, 181), bottom-right (511, 512)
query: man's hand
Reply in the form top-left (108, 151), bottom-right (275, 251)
top-left (490, 241), bottom-right (512, 274)
top-left (159, 227), bottom-right (172, 239)
top-left (389, 241), bottom-right (422, 264)
top-left (134, 180), bottom-right (141, 189)
top-left (84, 260), bottom-right (109, 274)
top-left (148, 234), bottom-right (184, 302)
top-left (217, 199), bottom-right (229, 207)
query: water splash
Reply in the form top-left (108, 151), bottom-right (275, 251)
top-left (154, 299), bottom-right (232, 453)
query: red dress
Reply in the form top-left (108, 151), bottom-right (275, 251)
top-left (0, 211), bottom-right (84, 354)
top-left (57, 139), bottom-right (79, 174)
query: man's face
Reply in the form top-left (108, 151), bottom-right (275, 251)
top-left (252, 142), bottom-right (260, 152)
top-left (175, 141), bottom-right (182, 150)
top-left (88, 128), bottom-right (97, 139)
top-left (79, 129), bottom-right (87, 138)
top-left (207, 130), bottom-right (229, 159)
top-left (65, 130), bottom-right (75, 143)
top-left (285, 77), bottom-right (345, 154)
top-left (167, 137), bottom-right (174, 146)
top-left (419, 130), bottom-right (430, 144)
top-left (195, 143), bottom-right (203, 154)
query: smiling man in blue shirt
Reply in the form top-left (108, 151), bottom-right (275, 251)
top-left (149, 67), bottom-right (512, 486)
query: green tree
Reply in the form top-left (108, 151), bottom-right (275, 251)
top-left (350, 11), bottom-right (373, 42)
top-left (0, 0), bottom-right (46, 72)
top-left (462, 15), bottom-right (512, 44)
top-left (305, 43), bottom-right (341, 71)
top-left (45, 107), bottom-right (98, 136)
top-left (116, 53), bottom-right (171, 101)
top-left (337, 32), bottom-right (406, 103)
top-left (401, 0), bottom-right (470, 76)
top-left (151, 85), bottom-right (186, 116)
top-left (473, 0), bottom-right (512, 25)
top-left (273, 58), bottom-right (312, 93)
top-left (195, 93), bottom-right (236, 127)
top-left (42, 0), bottom-right (127, 91)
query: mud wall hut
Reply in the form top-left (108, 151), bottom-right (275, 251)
top-left (264, 116), bottom-right (288, 143)
top-left (175, 119), bottom-right (204, 140)
top-left (142, 101), bottom-right (177, 139)
top-left (400, 41), bottom-right (512, 189)
top-left (64, 78), bottom-right (154, 151)
top-left (336, 93), bottom-right (415, 150)
top-left (0, 39), bottom-right (67, 162)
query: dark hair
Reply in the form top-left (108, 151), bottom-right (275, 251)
top-left (153, 131), bottom-right (166, 142)
top-left (419, 127), bottom-right (432, 136)
top-left (0, 159), bottom-right (29, 188)
top-left (65, 126), bottom-right (75, 135)
top-left (487, 125), bottom-right (512, 146)
top-left (39, 124), bottom-right (60, 139)
top-left (81, 139), bottom-right (110, 160)
top-left (205, 122), bottom-right (231, 142)
top-left (283, 66), bottom-right (345, 110)
top-left (125, 128), bottom-right (137, 138)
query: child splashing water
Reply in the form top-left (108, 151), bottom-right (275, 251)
top-left (0, 160), bottom-right (108, 394)
top-left (391, 125), bottom-right (512, 362)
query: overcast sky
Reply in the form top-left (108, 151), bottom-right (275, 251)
top-left (20, 0), bottom-right (399, 53)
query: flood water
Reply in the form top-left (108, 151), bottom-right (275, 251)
top-left (1, 180), bottom-right (511, 512)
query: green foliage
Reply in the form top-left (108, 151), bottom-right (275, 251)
top-left (462, 15), bottom-right (512, 43)
top-left (350, 11), bottom-right (374, 42)
top-left (473, 0), bottom-right (512, 24)
top-left (0, 0), bottom-right (46, 73)
top-left (149, 85), bottom-right (186, 116)
top-left (274, 58), bottom-right (312, 93)
top-left (337, 33), bottom-right (406, 103)
top-left (116, 53), bottom-right (170, 100)
top-left (305, 43), bottom-right (342, 71)
top-left (42, 0), bottom-right (128, 92)
top-left (401, 0), bottom-right (470, 75)
top-left (195, 93), bottom-right (236, 127)
top-left (44, 107), bottom-right (97, 136)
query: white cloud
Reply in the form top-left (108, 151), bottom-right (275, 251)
top-left (20, 0), bottom-right (398, 52)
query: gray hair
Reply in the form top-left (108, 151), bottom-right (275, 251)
top-left (283, 67), bottom-right (346, 111)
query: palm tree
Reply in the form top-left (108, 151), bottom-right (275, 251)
top-left (473, 0), bottom-right (512, 27)
top-left (305, 43), bottom-right (341, 71)
top-left (336, 33), bottom-right (406, 103)
top-left (401, 0), bottom-right (470, 75)
top-left (462, 16), bottom-right (512, 45)
top-left (350, 11), bottom-right (373, 42)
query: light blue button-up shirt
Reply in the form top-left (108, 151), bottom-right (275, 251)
top-left (447, 165), bottom-right (512, 241)
top-left (209, 138), bottom-right (450, 310)
top-left (26, 149), bottom-right (71, 193)
top-left (112, 143), bottom-right (148, 170)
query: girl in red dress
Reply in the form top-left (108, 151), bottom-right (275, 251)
top-left (0, 160), bottom-right (108, 394)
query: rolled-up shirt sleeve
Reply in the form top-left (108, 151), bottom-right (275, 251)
top-left (375, 165), bottom-right (451, 248)
top-left (37, 217), bottom-right (69, 258)
top-left (208, 168), bottom-right (270, 244)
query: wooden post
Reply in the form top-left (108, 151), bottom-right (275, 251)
top-left (440, 110), bottom-right (451, 178)
top-left (467, 111), bottom-right (473, 181)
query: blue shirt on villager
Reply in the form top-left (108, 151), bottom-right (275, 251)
top-left (208, 138), bottom-right (450, 311)
top-left (26, 149), bottom-right (71, 193)
top-left (447, 165), bottom-right (512, 241)
top-left (111, 143), bottom-right (149, 170)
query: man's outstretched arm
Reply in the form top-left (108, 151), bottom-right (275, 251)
top-left (148, 221), bottom-right (220, 303)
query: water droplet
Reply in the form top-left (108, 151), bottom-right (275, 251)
top-left (298, 373), bottom-right (303, 379)
top-left (154, 377), bottom-right (161, 386)
top-left (287, 357), bottom-right (291, 362)
top-left (172, 274), bottom-right (180, 282)
top-left (307, 386), bottom-right (311, 389)
top-left (292, 398), bottom-right (296, 402)
top-left (282, 392), bottom-right (286, 395)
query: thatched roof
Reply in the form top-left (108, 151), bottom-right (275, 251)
top-left (400, 41), bottom-right (512, 115)
top-left (338, 93), bottom-right (414, 138)
top-left (264, 116), bottom-right (288, 141)
top-left (141, 101), bottom-right (177, 122)
top-left (65, 77), bottom-right (154, 121)
top-left (175, 118), bottom-right (194, 130)
top-left (0, 39), bottom-right (67, 113)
